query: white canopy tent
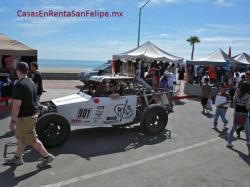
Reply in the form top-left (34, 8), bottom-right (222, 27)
top-left (113, 41), bottom-right (183, 63)
top-left (0, 33), bottom-right (37, 56)
top-left (186, 49), bottom-right (239, 66)
top-left (233, 52), bottom-right (250, 65)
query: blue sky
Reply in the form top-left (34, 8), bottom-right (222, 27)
top-left (0, 0), bottom-right (249, 61)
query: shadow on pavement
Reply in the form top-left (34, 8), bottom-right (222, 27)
top-left (0, 165), bottom-right (49, 187)
top-left (75, 85), bottom-right (84, 90)
top-left (174, 100), bottom-right (186, 106)
top-left (0, 110), bottom-right (10, 120)
top-left (0, 131), bottom-right (14, 139)
top-left (213, 127), bottom-right (229, 141)
top-left (227, 147), bottom-right (250, 165)
top-left (23, 126), bottom-right (170, 162)
top-left (213, 128), bottom-right (250, 165)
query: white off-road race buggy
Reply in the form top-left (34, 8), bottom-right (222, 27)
top-left (37, 76), bottom-right (173, 147)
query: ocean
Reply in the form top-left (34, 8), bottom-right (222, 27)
top-left (38, 59), bottom-right (105, 69)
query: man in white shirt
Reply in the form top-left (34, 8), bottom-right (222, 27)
top-left (235, 72), bottom-right (241, 88)
top-left (166, 71), bottom-right (176, 92)
top-left (201, 71), bottom-right (210, 84)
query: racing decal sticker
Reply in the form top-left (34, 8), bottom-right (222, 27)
top-left (114, 99), bottom-right (133, 121)
top-left (93, 106), bottom-right (105, 119)
top-left (77, 108), bottom-right (92, 119)
top-left (104, 116), bottom-right (118, 124)
top-left (93, 98), bottom-right (100, 104)
top-left (106, 116), bottom-right (117, 121)
top-left (94, 109), bottom-right (104, 118)
top-left (97, 106), bottom-right (105, 110)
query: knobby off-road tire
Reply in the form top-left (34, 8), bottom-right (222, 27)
top-left (36, 113), bottom-right (70, 147)
top-left (140, 104), bottom-right (168, 134)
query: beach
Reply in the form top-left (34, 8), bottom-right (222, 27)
top-left (40, 67), bottom-right (90, 73)
top-left (40, 67), bottom-right (86, 80)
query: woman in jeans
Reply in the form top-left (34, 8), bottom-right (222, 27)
top-left (227, 82), bottom-right (250, 155)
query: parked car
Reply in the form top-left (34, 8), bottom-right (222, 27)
top-left (79, 60), bottom-right (112, 82)
top-left (36, 75), bottom-right (173, 147)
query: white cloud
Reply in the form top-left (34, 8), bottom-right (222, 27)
top-left (202, 36), bottom-right (233, 43)
top-left (215, 0), bottom-right (233, 6)
top-left (203, 36), bottom-right (250, 44)
top-left (150, 0), bottom-right (177, 4)
top-left (204, 23), bottom-right (250, 32)
top-left (107, 26), bottom-right (119, 31)
top-left (34, 39), bottom-right (136, 61)
top-left (34, 33), bottom-right (250, 61)
top-left (139, 0), bottom-right (235, 6)
top-left (15, 12), bottom-right (100, 37)
top-left (159, 33), bottom-right (170, 37)
top-left (13, 0), bottom-right (110, 37)
top-left (138, 0), bottom-right (177, 7)
top-left (10, 1), bottom-right (249, 60)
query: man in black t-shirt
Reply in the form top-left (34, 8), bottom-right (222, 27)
top-left (5, 62), bottom-right (54, 168)
top-left (30, 62), bottom-right (43, 102)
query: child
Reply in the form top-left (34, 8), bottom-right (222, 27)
top-left (213, 84), bottom-right (230, 129)
top-left (201, 78), bottom-right (212, 114)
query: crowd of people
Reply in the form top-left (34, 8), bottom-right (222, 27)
top-left (186, 64), bottom-right (249, 85)
top-left (201, 70), bottom-right (250, 154)
top-left (1, 60), bottom-right (250, 169)
top-left (0, 62), bottom-right (44, 105)
top-left (143, 61), bottom-right (185, 92)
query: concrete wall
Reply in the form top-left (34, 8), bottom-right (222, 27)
top-left (42, 73), bottom-right (79, 80)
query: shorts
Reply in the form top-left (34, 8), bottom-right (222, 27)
top-left (201, 97), bottom-right (208, 106)
top-left (15, 115), bottom-right (38, 146)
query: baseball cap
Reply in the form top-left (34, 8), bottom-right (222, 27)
top-left (16, 62), bottom-right (29, 71)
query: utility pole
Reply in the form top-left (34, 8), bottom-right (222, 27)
top-left (137, 0), bottom-right (152, 47)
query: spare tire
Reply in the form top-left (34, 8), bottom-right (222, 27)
top-left (36, 113), bottom-right (70, 147)
top-left (140, 104), bottom-right (168, 134)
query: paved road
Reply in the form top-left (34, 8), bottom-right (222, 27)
top-left (0, 87), bottom-right (250, 187)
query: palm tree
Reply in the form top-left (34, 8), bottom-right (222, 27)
top-left (186, 36), bottom-right (201, 60)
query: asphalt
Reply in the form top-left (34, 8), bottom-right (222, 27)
top-left (0, 83), bottom-right (250, 187)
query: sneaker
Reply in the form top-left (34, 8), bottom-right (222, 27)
top-left (236, 129), bottom-right (241, 138)
top-left (224, 121), bottom-right (228, 128)
top-left (169, 109), bottom-right (174, 113)
top-left (4, 156), bottom-right (23, 165)
top-left (226, 143), bottom-right (234, 148)
top-left (37, 154), bottom-right (55, 168)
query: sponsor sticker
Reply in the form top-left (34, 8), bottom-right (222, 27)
top-left (114, 99), bottom-right (133, 121)
top-left (97, 106), bottom-right (105, 110)
top-left (77, 108), bottom-right (92, 119)
top-left (106, 116), bottom-right (117, 121)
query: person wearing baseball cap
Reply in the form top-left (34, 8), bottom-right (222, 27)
top-left (5, 61), bottom-right (55, 168)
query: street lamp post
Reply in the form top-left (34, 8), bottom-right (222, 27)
top-left (137, 0), bottom-right (152, 47)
